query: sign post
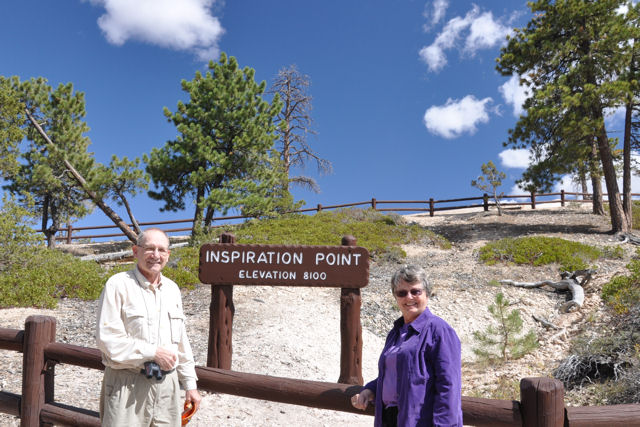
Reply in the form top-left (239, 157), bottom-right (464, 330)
top-left (199, 234), bottom-right (369, 384)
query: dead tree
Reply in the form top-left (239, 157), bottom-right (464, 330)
top-left (500, 269), bottom-right (595, 313)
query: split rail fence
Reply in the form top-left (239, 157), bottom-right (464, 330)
top-left (2, 317), bottom-right (640, 426)
top-left (51, 190), bottom-right (625, 243)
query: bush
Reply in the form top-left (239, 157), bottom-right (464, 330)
top-left (477, 236), bottom-right (601, 271)
top-left (0, 194), bottom-right (43, 272)
top-left (163, 246), bottom-right (200, 289)
top-left (602, 252), bottom-right (640, 314)
top-left (0, 248), bottom-right (108, 308)
top-left (195, 208), bottom-right (450, 260)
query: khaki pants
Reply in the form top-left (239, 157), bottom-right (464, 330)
top-left (100, 367), bottom-right (181, 427)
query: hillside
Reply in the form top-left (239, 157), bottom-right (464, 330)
top-left (0, 204), bottom-right (630, 426)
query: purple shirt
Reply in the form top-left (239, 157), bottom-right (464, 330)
top-left (364, 308), bottom-right (463, 427)
top-left (381, 323), bottom-right (410, 406)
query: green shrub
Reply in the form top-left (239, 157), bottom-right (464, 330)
top-left (602, 258), bottom-right (640, 314)
top-left (0, 248), bottom-right (108, 308)
top-left (477, 236), bottom-right (601, 271)
top-left (632, 201), bottom-right (640, 230)
top-left (0, 194), bottom-right (43, 272)
top-left (196, 208), bottom-right (450, 260)
top-left (163, 246), bottom-right (200, 289)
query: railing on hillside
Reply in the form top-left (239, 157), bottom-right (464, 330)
top-left (3, 316), bottom-right (640, 426)
top-left (49, 190), bottom-right (636, 243)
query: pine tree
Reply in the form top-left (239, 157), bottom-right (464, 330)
top-left (146, 53), bottom-right (295, 235)
top-left (497, 0), bottom-right (639, 232)
top-left (2, 77), bottom-right (95, 247)
top-left (473, 292), bottom-right (538, 363)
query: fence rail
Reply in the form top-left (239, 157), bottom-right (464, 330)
top-left (49, 190), bottom-right (631, 243)
top-left (2, 316), bottom-right (639, 426)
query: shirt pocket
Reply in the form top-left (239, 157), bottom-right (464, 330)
top-left (122, 305), bottom-right (146, 338)
top-left (168, 308), bottom-right (185, 344)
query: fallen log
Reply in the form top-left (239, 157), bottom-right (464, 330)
top-left (500, 270), bottom-right (595, 313)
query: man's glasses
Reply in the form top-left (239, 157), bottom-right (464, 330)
top-left (395, 289), bottom-right (423, 298)
top-left (142, 246), bottom-right (169, 255)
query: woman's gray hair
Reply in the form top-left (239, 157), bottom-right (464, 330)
top-left (390, 265), bottom-right (431, 296)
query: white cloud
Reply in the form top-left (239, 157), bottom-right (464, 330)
top-left (465, 11), bottom-right (512, 52)
top-left (423, 0), bottom-right (449, 31)
top-left (499, 74), bottom-right (530, 116)
top-left (419, 6), bottom-right (478, 72)
top-left (88, 0), bottom-right (224, 61)
top-left (419, 5), bottom-right (512, 73)
top-left (418, 45), bottom-right (448, 72)
top-left (499, 148), bottom-right (531, 168)
top-left (423, 95), bottom-right (493, 139)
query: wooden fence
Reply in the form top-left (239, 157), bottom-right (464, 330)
top-left (2, 316), bottom-right (640, 426)
top-left (51, 189), bottom-right (616, 243)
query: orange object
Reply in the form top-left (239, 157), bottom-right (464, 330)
top-left (181, 401), bottom-right (197, 426)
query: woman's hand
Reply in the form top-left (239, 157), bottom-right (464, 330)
top-left (351, 388), bottom-right (374, 410)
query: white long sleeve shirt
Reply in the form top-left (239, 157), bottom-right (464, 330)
top-left (96, 267), bottom-right (198, 391)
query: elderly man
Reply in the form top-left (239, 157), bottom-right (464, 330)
top-left (96, 228), bottom-right (201, 426)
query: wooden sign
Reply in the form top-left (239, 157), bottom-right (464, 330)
top-left (199, 243), bottom-right (369, 287)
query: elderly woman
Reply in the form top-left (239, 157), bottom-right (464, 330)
top-left (351, 265), bottom-right (462, 427)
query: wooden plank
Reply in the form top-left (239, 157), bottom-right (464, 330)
top-left (44, 343), bottom-right (104, 371)
top-left (462, 396), bottom-right (522, 427)
top-left (40, 402), bottom-right (99, 427)
top-left (566, 404), bottom-right (640, 426)
top-left (195, 366), bottom-right (374, 415)
top-left (0, 328), bottom-right (24, 352)
top-left (0, 391), bottom-right (20, 417)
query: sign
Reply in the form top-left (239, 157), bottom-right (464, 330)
top-left (199, 243), bottom-right (369, 287)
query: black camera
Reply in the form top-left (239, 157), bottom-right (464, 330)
top-left (141, 361), bottom-right (165, 380)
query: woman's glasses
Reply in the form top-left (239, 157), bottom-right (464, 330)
top-left (395, 289), bottom-right (423, 298)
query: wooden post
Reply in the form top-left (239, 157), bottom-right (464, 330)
top-left (338, 235), bottom-right (363, 385)
top-left (520, 377), bottom-right (564, 427)
top-left (531, 191), bottom-right (536, 210)
top-left (371, 198), bottom-right (377, 210)
top-left (429, 198), bottom-right (435, 217)
top-left (483, 194), bottom-right (489, 211)
top-left (207, 232), bottom-right (235, 369)
top-left (561, 190), bottom-right (565, 207)
top-left (66, 223), bottom-right (73, 244)
top-left (21, 315), bottom-right (56, 427)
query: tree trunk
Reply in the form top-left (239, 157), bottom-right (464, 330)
top-left (589, 139), bottom-right (604, 215)
top-left (191, 186), bottom-right (205, 235)
top-left (579, 173), bottom-right (589, 200)
top-left (623, 100), bottom-right (633, 226)
top-left (25, 109), bottom-right (139, 243)
top-left (119, 193), bottom-right (141, 235)
top-left (596, 126), bottom-right (629, 232)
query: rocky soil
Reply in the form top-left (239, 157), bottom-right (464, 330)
top-left (0, 204), bottom-right (630, 426)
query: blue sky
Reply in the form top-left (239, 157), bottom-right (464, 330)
top-left (1, 1), bottom-right (632, 231)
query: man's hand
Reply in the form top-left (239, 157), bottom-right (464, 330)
top-left (351, 388), bottom-right (374, 410)
top-left (154, 347), bottom-right (177, 371)
top-left (185, 389), bottom-right (202, 411)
